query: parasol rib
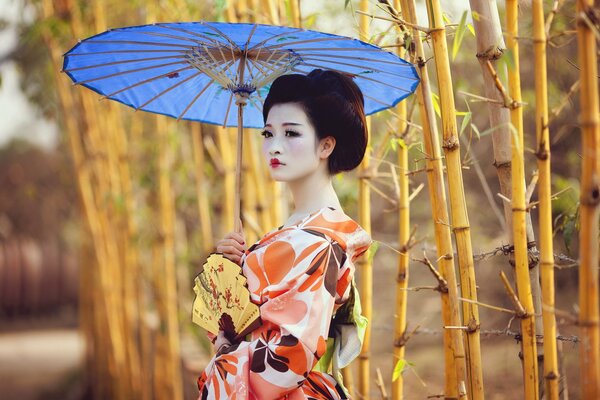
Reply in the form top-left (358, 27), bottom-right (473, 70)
top-left (260, 36), bottom-right (349, 51)
top-left (63, 55), bottom-right (187, 72)
top-left (297, 52), bottom-right (413, 66)
top-left (177, 78), bottom-right (216, 121)
top-left (74, 60), bottom-right (188, 85)
top-left (101, 65), bottom-right (194, 98)
top-left (300, 56), bottom-right (417, 79)
top-left (222, 92), bottom-right (235, 127)
top-left (200, 21), bottom-right (241, 51)
top-left (250, 55), bottom-right (297, 88)
top-left (298, 62), bottom-right (417, 92)
top-left (86, 39), bottom-right (195, 49)
top-left (154, 24), bottom-right (229, 46)
top-left (362, 92), bottom-right (396, 108)
top-left (247, 27), bottom-right (305, 52)
top-left (123, 30), bottom-right (219, 48)
top-left (65, 49), bottom-right (187, 56)
top-left (136, 71), bottom-right (203, 109)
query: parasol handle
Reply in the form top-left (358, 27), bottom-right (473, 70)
top-left (233, 96), bottom-right (247, 234)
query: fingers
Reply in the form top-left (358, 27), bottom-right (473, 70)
top-left (216, 231), bottom-right (246, 265)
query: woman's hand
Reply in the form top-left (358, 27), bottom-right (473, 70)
top-left (215, 227), bottom-right (246, 266)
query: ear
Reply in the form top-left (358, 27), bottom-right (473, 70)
top-left (319, 136), bottom-right (336, 159)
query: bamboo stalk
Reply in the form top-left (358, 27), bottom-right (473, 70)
top-left (505, 2), bottom-right (539, 398)
top-left (401, 1), bottom-right (467, 398)
top-left (392, 134), bottom-right (409, 400)
top-left (576, 0), bottom-right (600, 398)
top-left (424, 1), bottom-right (482, 398)
top-left (217, 127), bottom-right (236, 234)
top-left (357, 1), bottom-right (373, 398)
top-left (191, 124), bottom-right (215, 253)
top-left (532, 1), bottom-right (559, 398)
top-left (155, 117), bottom-right (184, 400)
top-left (391, 3), bottom-right (409, 399)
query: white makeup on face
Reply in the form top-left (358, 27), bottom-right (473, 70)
top-left (261, 103), bottom-right (328, 183)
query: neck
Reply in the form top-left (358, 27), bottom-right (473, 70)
top-left (287, 167), bottom-right (341, 217)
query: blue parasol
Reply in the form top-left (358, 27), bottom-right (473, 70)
top-left (63, 21), bottom-right (419, 228)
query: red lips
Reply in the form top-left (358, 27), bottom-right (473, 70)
top-left (270, 158), bottom-right (284, 167)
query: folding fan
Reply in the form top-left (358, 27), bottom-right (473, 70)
top-left (192, 253), bottom-right (261, 342)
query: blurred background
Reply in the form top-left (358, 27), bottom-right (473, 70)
top-left (0, 0), bottom-right (582, 399)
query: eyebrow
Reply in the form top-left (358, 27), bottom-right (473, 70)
top-left (264, 122), bottom-right (304, 128)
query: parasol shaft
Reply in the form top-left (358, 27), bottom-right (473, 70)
top-left (234, 102), bottom-right (244, 233)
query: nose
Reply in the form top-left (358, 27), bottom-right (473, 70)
top-left (267, 135), bottom-right (283, 155)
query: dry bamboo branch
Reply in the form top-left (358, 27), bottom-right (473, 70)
top-left (499, 271), bottom-right (529, 318)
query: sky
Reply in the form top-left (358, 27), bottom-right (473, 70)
top-left (0, 0), bottom-right (470, 151)
top-left (0, 0), bottom-right (58, 150)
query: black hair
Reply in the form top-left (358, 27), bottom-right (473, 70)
top-left (262, 69), bottom-right (368, 175)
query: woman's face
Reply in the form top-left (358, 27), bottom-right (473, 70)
top-left (262, 103), bottom-right (331, 183)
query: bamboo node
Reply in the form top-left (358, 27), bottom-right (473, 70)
top-left (475, 45), bottom-right (504, 61)
top-left (493, 160), bottom-right (511, 169)
top-left (545, 371), bottom-right (559, 380)
top-left (442, 136), bottom-right (459, 151)
top-left (466, 318), bottom-right (479, 333)
top-left (535, 143), bottom-right (549, 161)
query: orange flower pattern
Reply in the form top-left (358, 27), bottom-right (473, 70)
top-left (197, 207), bottom-right (371, 399)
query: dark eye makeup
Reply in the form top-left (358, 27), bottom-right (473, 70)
top-left (260, 130), bottom-right (300, 137)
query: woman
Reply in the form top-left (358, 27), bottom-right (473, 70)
top-left (197, 69), bottom-right (372, 400)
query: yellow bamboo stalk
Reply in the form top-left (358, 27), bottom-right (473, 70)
top-left (392, 133), bottom-right (409, 400)
top-left (357, 1), bottom-right (372, 398)
top-left (391, 3), bottom-right (409, 398)
top-left (41, 4), bottom-right (119, 395)
top-left (424, 1), bottom-right (482, 398)
top-left (243, 129), bottom-right (259, 244)
top-left (576, 1), bottom-right (600, 398)
top-left (216, 127), bottom-right (236, 234)
top-left (505, 2), bottom-right (539, 399)
top-left (400, 1), bottom-right (466, 398)
top-left (191, 124), bottom-right (215, 254)
top-left (532, 1), bottom-right (559, 398)
top-left (155, 117), bottom-right (184, 400)
top-left (261, 0), bottom-right (280, 25)
top-left (288, 0), bottom-right (301, 27)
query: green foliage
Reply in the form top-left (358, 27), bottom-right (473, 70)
top-left (392, 359), bottom-right (407, 381)
top-left (367, 240), bottom-right (380, 265)
top-left (552, 176), bottom-right (580, 252)
top-left (214, 0), bottom-right (227, 22)
top-left (392, 358), bottom-right (415, 381)
top-left (452, 11), bottom-right (469, 61)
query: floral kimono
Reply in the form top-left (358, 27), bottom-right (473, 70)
top-left (197, 206), bottom-right (371, 400)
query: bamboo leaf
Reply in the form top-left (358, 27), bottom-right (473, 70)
top-left (345, 0), bottom-right (351, 9)
top-left (452, 11), bottom-right (469, 61)
top-left (215, 0), bottom-right (226, 21)
top-left (367, 241), bottom-right (380, 265)
top-left (304, 13), bottom-right (317, 28)
top-left (471, 123), bottom-right (481, 140)
top-left (459, 112), bottom-right (472, 136)
top-left (431, 92), bottom-right (441, 117)
top-left (442, 12), bottom-right (451, 26)
top-left (393, 359), bottom-right (407, 381)
top-left (467, 23), bottom-right (475, 36)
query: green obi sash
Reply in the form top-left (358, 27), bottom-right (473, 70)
top-left (312, 279), bottom-right (368, 396)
